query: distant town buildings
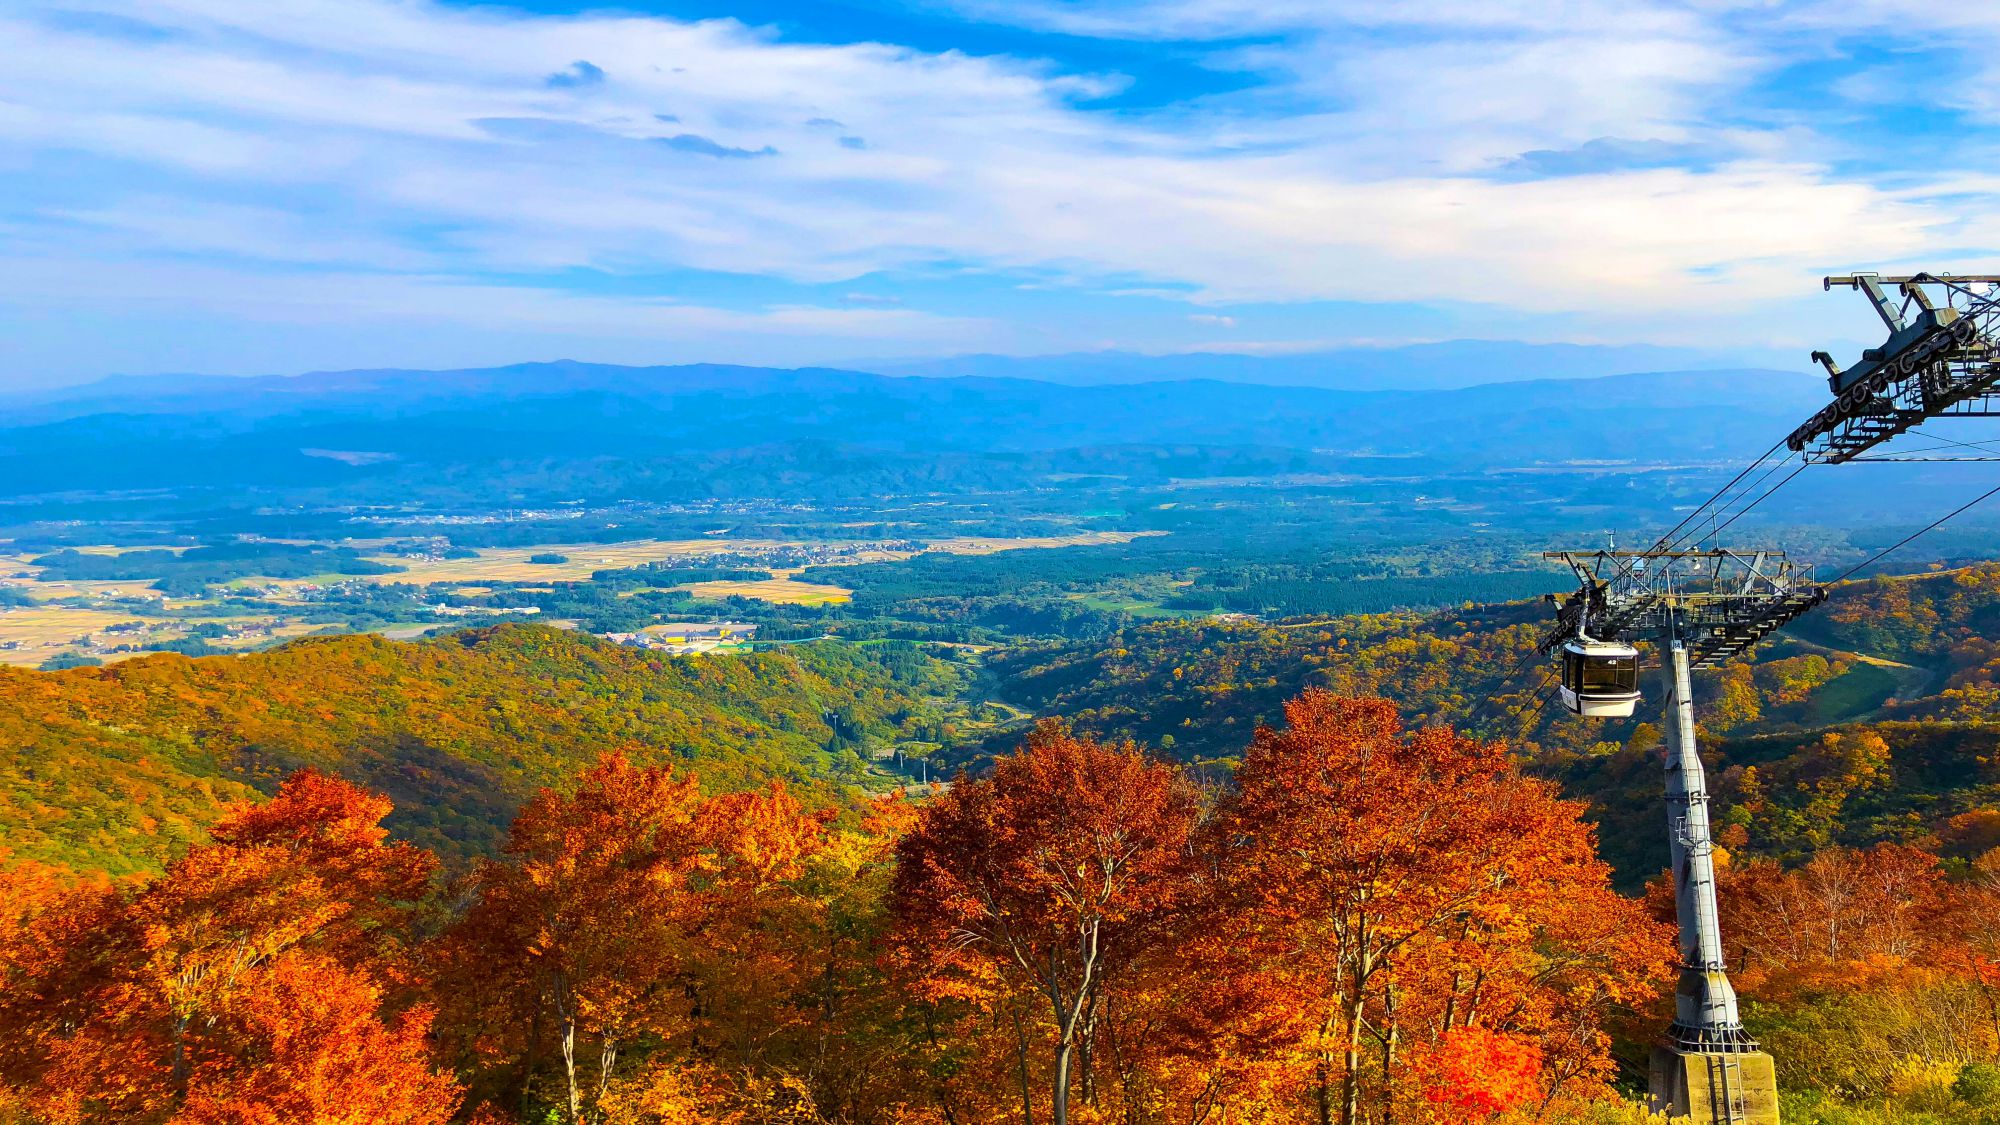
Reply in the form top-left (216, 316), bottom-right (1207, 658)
top-left (603, 622), bottom-right (757, 653)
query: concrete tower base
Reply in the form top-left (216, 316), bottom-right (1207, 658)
top-left (1648, 1046), bottom-right (1780, 1124)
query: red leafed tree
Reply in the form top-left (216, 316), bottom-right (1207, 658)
top-left (1218, 692), bottom-right (1669, 1125)
top-left (1411, 1026), bottom-right (1542, 1121)
top-left (889, 721), bottom-right (1203, 1125)
top-left (1722, 842), bottom-right (1950, 980)
top-left (1712, 843), bottom-right (1998, 1093)
top-left (174, 952), bottom-right (456, 1125)
top-left (0, 770), bottom-right (457, 1122)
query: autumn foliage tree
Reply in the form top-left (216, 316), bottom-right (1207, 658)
top-left (440, 752), bottom-right (841, 1125)
top-left (0, 771), bottom-right (458, 1123)
top-left (890, 722), bottom-right (1204, 1125)
top-left (0, 694), bottom-right (1710, 1125)
top-left (1216, 692), bottom-right (1670, 1125)
top-left (1711, 842), bottom-right (2000, 1098)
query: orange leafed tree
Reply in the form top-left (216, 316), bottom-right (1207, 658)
top-left (1711, 841), bottom-right (2000, 1092)
top-left (445, 753), bottom-right (712, 1124)
top-left (890, 722), bottom-right (1204, 1125)
top-left (0, 770), bottom-right (458, 1123)
top-left (1216, 693), bottom-right (1670, 1125)
top-left (441, 753), bottom-right (835, 1125)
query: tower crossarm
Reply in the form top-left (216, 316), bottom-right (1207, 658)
top-left (1539, 548), bottom-right (1826, 666)
top-left (1792, 272), bottom-right (2000, 463)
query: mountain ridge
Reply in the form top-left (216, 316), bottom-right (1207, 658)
top-left (0, 361), bottom-right (1832, 502)
top-left (857, 338), bottom-right (1794, 390)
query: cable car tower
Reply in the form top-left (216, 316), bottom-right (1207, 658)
top-left (1519, 270), bottom-right (2000, 1123)
top-left (1540, 548), bottom-right (1824, 1125)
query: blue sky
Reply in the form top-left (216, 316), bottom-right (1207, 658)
top-left (3, 0), bottom-right (1999, 386)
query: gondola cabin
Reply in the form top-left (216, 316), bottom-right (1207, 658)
top-left (1557, 639), bottom-right (1640, 717)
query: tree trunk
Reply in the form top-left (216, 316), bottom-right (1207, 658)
top-left (1315, 1006), bottom-right (1338, 1125)
top-left (520, 998), bottom-right (543, 1119)
top-left (1080, 985), bottom-right (1101, 1107)
top-left (1990, 988), bottom-right (2000, 1060)
top-left (560, 1016), bottom-right (580, 1125)
top-left (1341, 982), bottom-right (1366, 1125)
top-left (596, 1034), bottom-right (619, 1105)
top-left (1380, 983), bottom-right (1400, 1125)
top-left (1053, 1039), bottom-right (1074, 1125)
top-left (553, 972), bottom-right (582, 1125)
top-left (168, 1010), bottom-right (191, 1102)
top-left (1048, 921), bottom-right (1101, 1125)
top-left (1316, 1053), bottom-right (1335, 1125)
top-left (1010, 1006), bottom-right (1036, 1125)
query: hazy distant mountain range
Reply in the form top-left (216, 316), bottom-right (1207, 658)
top-left (858, 340), bottom-right (1789, 390)
top-left (0, 356), bottom-right (1830, 503)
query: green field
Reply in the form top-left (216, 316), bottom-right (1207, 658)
top-left (1805, 662), bottom-right (1904, 724)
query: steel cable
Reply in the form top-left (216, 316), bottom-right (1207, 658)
top-left (1830, 481), bottom-right (2000, 583)
top-left (1659, 451), bottom-right (1803, 554)
top-left (1647, 435), bottom-right (1790, 553)
top-left (1688, 460), bottom-right (1810, 551)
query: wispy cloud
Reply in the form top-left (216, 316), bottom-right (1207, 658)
top-left (0, 0), bottom-right (1997, 380)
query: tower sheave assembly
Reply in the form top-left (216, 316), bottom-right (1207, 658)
top-left (1792, 272), bottom-right (2000, 464)
top-left (1542, 549), bottom-right (1824, 1125)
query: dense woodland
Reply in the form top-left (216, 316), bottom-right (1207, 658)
top-left (7, 566), bottom-right (2000, 1121)
top-left (0, 627), bottom-right (972, 877)
top-left (0, 698), bottom-right (1661, 1124)
top-left (981, 564), bottom-right (2000, 882)
top-left (9, 694), bottom-right (2000, 1123)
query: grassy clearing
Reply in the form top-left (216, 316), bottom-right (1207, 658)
top-left (1066, 591), bottom-right (1180, 617)
top-left (1807, 663), bottom-right (1902, 724)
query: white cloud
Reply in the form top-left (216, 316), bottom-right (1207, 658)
top-left (940, 0), bottom-right (1705, 40)
top-left (0, 0), bottom-right (1997, 375)
top-left (0, 254), bottom-right (989, 339)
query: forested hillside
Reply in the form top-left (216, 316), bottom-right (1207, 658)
top-left (5, 567), bottom-right (2000, 1122)
top-left (0, 625), bottom-right (967, 876)
top-left (14, 563), bottom-right (1999, 885)
top-left (981, 563), bottom-right (2000, 881)
top-left (0, 703), bottom-right (1687, 1125)
top-left (8, 696), bottom-right (2000, 1123)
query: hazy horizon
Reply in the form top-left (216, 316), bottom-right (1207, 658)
top-left (7, 338), bottom-right (1814, 395)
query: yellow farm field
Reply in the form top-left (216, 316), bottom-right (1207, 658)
top-left (0, 605), bottom-right (325, 668)
top-left (6, 579), bottom-right (170, 602)
top-left (8, 531), bottom-right (1157, 598)
top-left (289, 539), bottom-right (798, 588)
top-left (679, 578), bottom-right (852, 605)
top-left (0, 607), bottom-right (146, 663)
